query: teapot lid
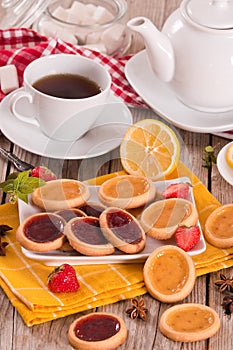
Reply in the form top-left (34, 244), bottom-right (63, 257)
top-left (184, 0), bottom-right (233, 29)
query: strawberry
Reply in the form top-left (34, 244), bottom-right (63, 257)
top-left (162, 182), bottom-right (190, 199)
top-left (47, 264), bottom-right (80, 293)
top-left (175, 225), bottom-right (201, 252)
top-left (30, 166), bottom-right (57, 182)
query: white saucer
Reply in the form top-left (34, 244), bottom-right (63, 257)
top-left (0, 89), bottom-right (133, 159)
top-left (217, 142), bottom-right (233, 186)
top-left (125, 50), bottom-right (233, 133)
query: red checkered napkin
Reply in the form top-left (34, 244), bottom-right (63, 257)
top-left (0, 28), bottom-right (232, 139)
top-left (0, 28), bottom-right (146, 108)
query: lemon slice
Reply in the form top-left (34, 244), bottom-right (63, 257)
top-left (226, 143), bottom-right (233, 169)
top-left (120, 119), bottom-right (180, 180)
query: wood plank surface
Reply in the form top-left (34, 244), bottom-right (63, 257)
top-left (1, 1), bottom-right (233, 349)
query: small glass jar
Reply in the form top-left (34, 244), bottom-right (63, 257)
top-left (33, 0), bottom-right (131, 57)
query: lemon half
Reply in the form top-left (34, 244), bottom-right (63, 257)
top-left (120, 119), bottom-right (180, 180)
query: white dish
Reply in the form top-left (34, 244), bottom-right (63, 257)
top-left (125, 50), bottom-right (233, 133)
top-left (217, 142), bottom-right (233, 186)
top-left (18, 177), bottom-right (206, 266)
top-left (0, 89), bottom-right (133, 159)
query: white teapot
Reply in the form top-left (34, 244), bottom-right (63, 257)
top-left (127, 0), bottom-right (233, 112)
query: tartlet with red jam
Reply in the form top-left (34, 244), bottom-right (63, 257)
top-left (68, 312), bottom-right (127, 350)
top-left (64, 216), bottom-right (115, 256)
top-left (16, 212), bottom-right (66, 252)
top-left (55, 208), bottom-right (87, 222)
top-left (99, 207), bottom-right (146, 254)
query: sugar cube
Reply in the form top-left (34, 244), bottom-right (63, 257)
top-left (86, 4), bottom-right (96, 16)
top-left (84, 43), bottom-right (107, 54)
top-left (86, 31), bottom-right (102, 44)
top-left (0, 64), bottom-right (19, 94)
top-left (52, 6), bottom-right (69, 22)
top-left (92, 6), bottom-right (114, 24)
top-left (67, 1), bottom-right (86, 24)
top-left (102, 24), bottom-right (125, 54)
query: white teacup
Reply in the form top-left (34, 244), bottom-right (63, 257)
top-left (9, 54), bottom-right (111, 141)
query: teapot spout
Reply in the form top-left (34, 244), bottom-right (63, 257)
top-left (127, 17), bottom-right (175, 82)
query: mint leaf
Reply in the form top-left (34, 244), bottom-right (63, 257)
top-left (0, 170), bottom-right (46, 204)
top-left (6, 172), bottom-right (19, 180)
top-left (17, 192), bottom-right (30, 203)
top-left (26, 176), bottom-right (45, 189)
top-left (0, 180), bottom-right (15, 193)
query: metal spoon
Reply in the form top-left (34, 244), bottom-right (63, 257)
top-left (0, 146), bottom-right (34, 172)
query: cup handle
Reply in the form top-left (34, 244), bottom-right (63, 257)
top-left (9, 89), bottom-right (39, 127)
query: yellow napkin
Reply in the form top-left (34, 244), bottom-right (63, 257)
top-left (0, 162), bottom-right (232, 326)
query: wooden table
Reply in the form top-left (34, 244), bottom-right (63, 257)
top-left (1, 1), bottom-right (233, 349)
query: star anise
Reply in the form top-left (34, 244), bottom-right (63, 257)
top-left (215, 273), bottom-right (233, 292)
top-left (0, 224), bottom-right (12, 236)
top-left (0, 237), bottom-right (8, 256)
top-left (126, 297), bottom-right (148, 321)
top-left (0, 225), bottom-right (11, 256)
top-left (221, 295), bottom-right (233, 317)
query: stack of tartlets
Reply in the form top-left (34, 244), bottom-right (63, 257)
top-left (17, 176), bottom-right (152, 256)
top-left (17, 175), bottom-right (201, 257)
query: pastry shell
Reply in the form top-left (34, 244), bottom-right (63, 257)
top-left (159, 303), bottom-right (220, 342)
top-left (99, 207), bottom-right (146, 254)
top-left (143, 245), bottom-right (196, 303)
top-left (64, 216), bottom-right (115, 256)
top-left (140, 198), bottom-right (198, 240)
top-left (16, 212), bottom-right (66, 252)
top-left (68, 312), bottom-right (127, 350)
top-left (98, 174), bottom-right (156, 209)
top-left (204, 204), bottom-right (233, 248)
top-left (31, 179), bottom-right (90, 211)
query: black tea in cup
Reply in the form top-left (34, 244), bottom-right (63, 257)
top-left (32, 73), bottom-right (102, 99)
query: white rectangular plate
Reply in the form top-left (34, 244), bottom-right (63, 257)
top-left (19, 177), bottom-right (206, 265)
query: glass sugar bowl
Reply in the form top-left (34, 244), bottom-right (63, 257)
top-left (34, 0), bottom-right (131, 57)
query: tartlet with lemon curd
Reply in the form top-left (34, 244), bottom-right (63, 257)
top-left (143, 245), bottom-right (196, 303)
top-left (31, 179), bottom-right (90, 211)
top-left (98, 174), bottom-right (156, 209)
top-left (205, 204), bottom-right (233, 248)
top-left (140, 198), bottom-right (198, 240)
top-left (16, 212), bottom-right (66, 252)
top-left (159, 303), bottom-right (220, 342)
